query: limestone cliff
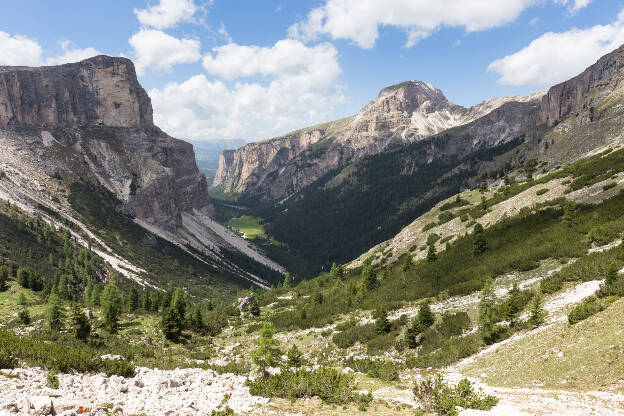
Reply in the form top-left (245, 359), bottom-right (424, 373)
top-left (0, 56), bottom-right (152, 128)
top-left (538, 44), bottom-right (624, 126)
top-left (213, 80), bottom-right (544, 200)
top-left (0, 56), bottom-right (283, 288)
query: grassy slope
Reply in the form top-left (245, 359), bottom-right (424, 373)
top-left (462, 298), bottom-right (624, 393)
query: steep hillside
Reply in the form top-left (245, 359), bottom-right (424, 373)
top-left (213, 81), bottom-right (542, 200)
top-left (0, 56), bottom-right (283, 296)
top-left (216, 44), bottom-right (624, 275)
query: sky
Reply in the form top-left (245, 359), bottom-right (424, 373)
top-left (0, 0), bottom-right (622, 142)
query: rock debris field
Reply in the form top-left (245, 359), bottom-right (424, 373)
top-left (0, 366), bottom-right (268, 415)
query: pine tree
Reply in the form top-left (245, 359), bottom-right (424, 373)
top-left (251, 322), bottom-right (281, 377)
top-left (314, 292), bottom-right (324, 305)
top-left (46, 289), bottom-right (64, 331)
top-left (71, 304), bottom-right (91, 341)
top-left (127, 286), bottom-right (139, 312)
top-left (417, 302), bottom-right (434, 329)
top-left (90, 284), bottom-right (101, 306)
top-left (18, 292), bottom-right (27, 305)
top-left (161, 306), bottom-right (182, 341)
top-left (18, 308), bottom-right (30, 325)
top-left (286, 344), bottom-right (304, 368)
top-left (142, 291), bottom-right (151, 311)
top-left (17, 267), bottom-right (29, 288)
top-left (101, 283), bottom-right (121, 333)
top-left (528, 292), bottom-right (546, 328)
top-left (283, 272), bottom-right (292, 288)
top-left (405, 322), bottom-right (421, 349)
top-left (0, 266), bottom-right (7, 292)
top-left (160, 290), bottom-right (172, 312)
top-left (473, 223), bottom-right (488, 255)
top-left (361, 263), bottom-right (377, 293)
top-left (330, 263), bottom-right (344, 281)
top-left (426, 244), bottom-right (437, 262)
top-left (478, 277), bottom-right (497, 336)
top-left (171, 288), bottom-right (186, 321)
top-left (58, 274), bottom-right (69, 300)
top-left (190, 307), bottom-right (204, 332)
top-left (503, 283), bottom-right (523, 326)
top-left (250, 299), bottom-right (261, 316)
top-left (375, 307), bottom-right (391, 334)
top-left (605, 262), bottom-right (619, 286)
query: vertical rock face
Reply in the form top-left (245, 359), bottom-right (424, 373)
top-left (538, 44), bottom-right (624, 126)
top-left (213, 80), bottom-right (544, 200)
top-left (0, 56), bottom-right (153, 128)
top-left (0, 56), bottom-right (209, 231)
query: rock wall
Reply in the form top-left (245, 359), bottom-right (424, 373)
top-left (0, 56), bottom-right (152, 128)
top-left (538, 44), bottom-right (624, 126)
top-left (0, 56), bottom-right (210, 232)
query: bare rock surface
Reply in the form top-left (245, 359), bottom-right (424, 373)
top-left (0, 366), bottom-right (268, 415)
top-left (213, 80), bottom-right (544, 200)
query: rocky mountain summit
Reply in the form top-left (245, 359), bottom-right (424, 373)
top-left (213, 80), bottom-right (544, 200)
top-left (0, 56), bottom-right (282, 289)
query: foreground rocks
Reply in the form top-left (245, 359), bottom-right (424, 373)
top-left (0, 366), bottom-right (268, 415)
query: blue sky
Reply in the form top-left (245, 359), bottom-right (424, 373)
top-left (0, 0), bottom-right (622, 141)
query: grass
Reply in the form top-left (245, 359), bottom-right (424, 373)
top-left (227, 215), bottom-right (266, 239)
top-left (462, 298), bottom-right (624, 392)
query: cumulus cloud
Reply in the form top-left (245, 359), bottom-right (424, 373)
top-left (288, 0), bottom-right (536, 48)
top-left (488, 11), bottom-right (624, 87)
top-left (150, 39), bottom-right (344, 140)
top-left (0, 31), bottom-right (42, 66)
top-left (129, 28), bottom-right (201, 75)
top-left (134, 0), bottom-right (204, 29)
top-left (45, 41), bottom-right (101, 65)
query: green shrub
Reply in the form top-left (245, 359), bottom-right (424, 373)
top-left (0, 330), bottom-right (135, 377)
top-left (18, 309), bottom-right (31, 325)
top-left (422, 223), bottom-right (437, 232)
top-left (0, 349), bottom-right (17, 369)
top-left (332, 323), bottom-right (376, 348)
top-left (540, 275), bottom-right (563, 294)
top-left (440, 197), bottom-right (469, 211)
top-left (567, 296), bottom-right (616, 324)
top-left (46, 371), bottom-right (60, 389)
top-left (247, 368), bottom-right (364, 405)
top-left (427, 233), bottom-right (441, 246)
top-left (438, 212), bottom-right (455, 225)
top-left (366, 332), bottom-right (397, 354)
top-left (414, 375), bottom-right (498, 415)
top-left (343, 357), bottom-right (401, 381)
top-left (603, 182), bottom-right (617, 191)
top-left (536, 188), bottom-right (549, 196)
top-left (406, 333), bottom-right (483, 369)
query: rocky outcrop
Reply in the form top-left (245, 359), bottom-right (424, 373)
top-left (538, 44), bottom-right (624, 126)
top-left (0, 56), bottom-right (208, 232)
top-left (0, 55), bottom-right (152, 128)
top-left (0, 56), bottom-right (283, 286)
top-left (213, 80), bottom-right (544, 200)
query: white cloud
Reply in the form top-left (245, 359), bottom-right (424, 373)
top-left (0, 31), bottom-right (42, 66)
top-left (129, 28), bottom-right (201, 75)
top-left (555, 0), bottom-right (592, 13)
top-left (488, 12), bottom-right (624, 87)
top-left (45, 41), bottom-right (101, 65)
top-left (288, 0), bottom-right (536, 49)
top-left (134, 0), bottom-right (203, 29)
top-left (150, 39), bottom-right (344, 140)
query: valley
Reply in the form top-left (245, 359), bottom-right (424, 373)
top-left (1, 19), bottom-right (624, 416)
